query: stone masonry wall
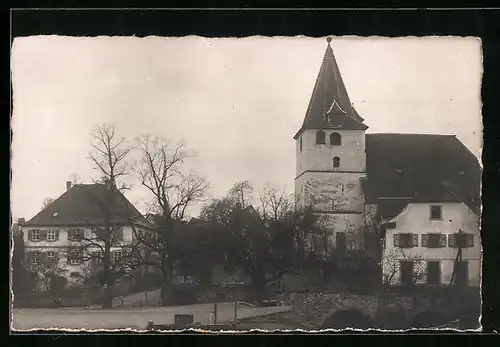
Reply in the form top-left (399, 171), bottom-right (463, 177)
top-left (291, 293), bottom-right (432, 328)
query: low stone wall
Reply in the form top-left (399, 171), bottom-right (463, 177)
top-left (290, 292), bottom-right (432, 328)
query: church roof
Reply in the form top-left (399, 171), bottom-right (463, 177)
top-left (294, 37), bottom-right (368, 139)
top-left (23, 184), bottom-right (151, 227)
top-left (363, 133), bottom-right (482, 217)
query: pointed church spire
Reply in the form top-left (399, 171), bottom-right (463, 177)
top-left (294, 37), bottom-right (367, 139)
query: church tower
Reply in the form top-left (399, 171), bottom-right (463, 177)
top-left (294, 37), bottom-right (368, 251)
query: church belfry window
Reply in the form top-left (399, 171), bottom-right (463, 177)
top-left (299, 137), bottom-right (303, 152)
top-left (316, 130), bottom-right (326, 145)
top-left (333, 156), bottom-right (340, 169)
top-left (330, 132), bottom-right (341, 146)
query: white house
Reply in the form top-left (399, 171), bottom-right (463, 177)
top-left (381, 202), bottom-right (480, 286)
top-left (293, 37), bottom-right (482, 287)
top-left (19, 181), bottom-right (153, 288)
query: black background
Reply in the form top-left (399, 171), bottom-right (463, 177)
top-left (7, 4), bottom-right (500, 345)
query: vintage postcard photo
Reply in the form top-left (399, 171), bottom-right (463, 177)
top-left (10, 35), bottom-right (482, 331)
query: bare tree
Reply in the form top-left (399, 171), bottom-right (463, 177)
top-left (201, 181), bottom-right (323, 301)
top-left (26, 250), bottom-right (68, 293)
top-left (70, 123), bottom-right (139, 309)
top-left (41, 197), bottom-right (54, 210)
top-left (133, 135), bottom-right (209, 306)
top-left (382, 248), bottom-right (426, 285)
top-left (228, 180), bottom-right (254, 209)
top-left (70, 173), bottom-right (82, 185)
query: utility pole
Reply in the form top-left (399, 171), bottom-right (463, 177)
top-left (449, 229), bottom-right (464, 286)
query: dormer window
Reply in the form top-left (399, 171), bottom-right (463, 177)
top-left (333, 157), bottom-right (340, 169)
top-left (316, 130), bottom-right (326, 145)
top-left (52, 212), bottom-right (58, 217)
top-left (330, 132), bottom-right (341, 146)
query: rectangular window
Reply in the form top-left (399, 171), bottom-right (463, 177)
top-left (426, 261), bottom-right (441, 284)
top-left (32, 230), bottom-right (40, 241)
top-left (394, 233), bottom-right (418, 248)
top-left (400, 261), bottom-right (413, 285)
top-left (422, 233), bottom-right (447, 248)
top-left (70, 250), bottom-right (81, 265)
top-left (47, 230), bottom-right (56, 241)
top-left (299, 137), bottom-right (303, 152)
top-left (430, 205), bottom-right (442, 220)
top-left (32, 252), bottom-right (39, 265)
top-left (448, 234), bottom-right (474, 248)
top-left (69, 229), bottom-right (84, 241)
top-left (454, 261), bottom-right (469, 286)
top-left (47, 251), bottom-right (56, 261)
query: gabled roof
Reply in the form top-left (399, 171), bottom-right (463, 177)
top-left (363, 133), bottom-right (482, 217)
top-left (294, 38), bottom-right (368, 139)
top-left (24, 184), bottom-right (151, 227)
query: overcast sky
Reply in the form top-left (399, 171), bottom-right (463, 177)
top-left (11, 35), bottom-right (482, 221)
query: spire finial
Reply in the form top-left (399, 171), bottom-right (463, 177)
top-left (326, 36), bottom-right (332, 44)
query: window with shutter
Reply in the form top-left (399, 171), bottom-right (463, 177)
top-left (426, 234), bottom-right (442, 248)
top-left (412, 234), bottom-right (419, 247)
top-left (393, 234), bottom-right (400, 247)
top-left (55, 230), bottom-right (60, 241)
top-left (421, 234), bottom-right (429, 247)
top-left (440, 235), bottom-right (447, 247)
top-left (39, 230), bottom-right (48, 241)
top-left (466, 234), bottom-right (474, 247)
top-left (448, 234), bottom-right (456, 247)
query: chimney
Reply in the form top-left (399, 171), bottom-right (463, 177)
top-left (66, 181), bottom-right (72, 191)
top-left (17, 217), bottom-right (25, 225)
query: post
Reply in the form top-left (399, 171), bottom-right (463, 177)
top-left (121, 299), bottom-right (124, 308)
top-left (145, 290), bottom-right (148, 304)
top-left (213, 303), bottom-right (218, 325)
top-left (234, 301), bottom-right (238, 322)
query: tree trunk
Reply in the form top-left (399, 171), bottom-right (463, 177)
top-left (102, 285), bottom-right (113, 309)
top-left (160, 260), bottom-right (174, 306)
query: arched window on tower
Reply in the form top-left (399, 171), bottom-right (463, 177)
top-left (299, 137), bottom-right (303, 152)
top-left (330, 132), bottom-right (341, 146)
top-left (333, 156), bottom-right (340, 169)
top-left (316, 130), bottom-right (326, 145)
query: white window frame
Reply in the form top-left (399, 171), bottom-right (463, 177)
top-left (47, 230), bottom-right (56, 241)
top-left (32, 230), bottom-right (40, 241)
top-left (430, 205), bottom-right (443, 220)
top-left (32, 252), bottom-right (39, 265)
top-left (70, 250), bottom-right (81, 265)
top-left (47, 251), bottom-right (56, 261)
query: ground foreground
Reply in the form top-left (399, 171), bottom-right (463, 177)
top-left (11, 303), bottom-right (292, 331)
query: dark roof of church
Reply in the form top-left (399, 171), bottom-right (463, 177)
top-left (294, 38), bottom-right (368, 139)
top-left (363, 133), bottom-right (482, 217)
top-left (23, 184), bottom-right (151, 227)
